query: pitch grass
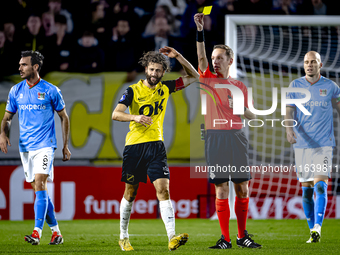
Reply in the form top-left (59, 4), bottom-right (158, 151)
top-left (0, 219), bottom-right (339, 254)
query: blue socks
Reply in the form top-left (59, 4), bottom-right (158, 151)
top-left (46, 195), bottom-right (58, 227)
top-left (302, 187), bottom-right (315, 229)
top-left (302, 181), bottom-right (328, 229)
top-left (314, 181), bottom-right (328, 227)
top-left (34, 191), bottom-right (48, 231)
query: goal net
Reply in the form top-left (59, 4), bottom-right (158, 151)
top-left (223, 15), bottom-right (340, 219)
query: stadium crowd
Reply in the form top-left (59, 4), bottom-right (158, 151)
top-left (0, 0), bottom-right (339, 80)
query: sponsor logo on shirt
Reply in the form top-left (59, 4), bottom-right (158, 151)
top-left (302, 101), bottom-right (327, 107)
top-left (138, 96), bottom-right (147, 102)
top-left (319, 89), bottom-right (327, 96)
top-left (119, 94), bottom-right (126, 102)
top-left (38, 92), bottom-right (46, 100)
top-left (19, 104), bottom-right (46, 111)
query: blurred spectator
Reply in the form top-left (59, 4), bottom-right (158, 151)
top-left (89, 1), bottom-right (110, 45)
top-left (272, 0), bottom-right (295, 14)
top-left (215, 0), bottom-right (236, 47)
top-left (74, 31), bottom-right (105, 73)
top-left (18, 13), bottom-right (56, 74)
top-left (133, 0), bottom-right (159, 18)
top-left (180, 0), bottom-right (218, 38)
top-left (217, 0), bottom-right (236, 13)
top-left (42, 11), bottom-right (56, 37)
top-left (105, 17), bottom-right (141, 81)
top-left (143, 16), bottom-right (183, 71)
top-left (311, 0), bottom-right (328, 15)
top-left (54, 14), bottom-right (75, 72)
top-left (48, 0), bottom-right (74, 33)
top-left (143, 5), bottom-right (181, 37)
top-left (1, 0), bottom-right (46, 29)
top-left (234, 0), bottom-right (272, 14)
top-left (156, 0), bottom-right (187, 18)
top-left (180, 0), bottom-right (219, 71)
top-left (296, 0), bottom-right (339, 15)
top-left (108, 0), bottom-right (143, 35)
top-left (272, 0), bottom-right (299, 13)
top-left (3, 21), bottom-right (17, 44)
top-left (0, 28), bottom-right (18, 78)
top-left (19, 13), bottom-right (44, 51)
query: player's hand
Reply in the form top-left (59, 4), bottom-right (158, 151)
top-left (159, 46), bottom-right (180, 58)
top-left (62, 146), bottom-right (71, 161)
top-left (0, 134), bottom-right (11, 154)
top-left (134, 115), bottom-right (153, 127)
top-left (194, 13), bottom-right (204, 31)
top-left (286, 130), bottom-right (297, 144)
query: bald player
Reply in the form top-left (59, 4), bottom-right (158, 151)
top-left (285, 51), bottom-right (340, 243)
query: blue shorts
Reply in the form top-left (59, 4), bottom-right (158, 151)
top-left (121, 141), bottom-right (170, 184)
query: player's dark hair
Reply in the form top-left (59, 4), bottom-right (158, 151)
top-left (21, 50), bottom-right (44, 72)
top-left (213, 45), bottom-right (234, 60)
top-left (139, 51), bottom-right (171, 72)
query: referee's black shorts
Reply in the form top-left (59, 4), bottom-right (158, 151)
top-left (121, 141), bottom-right (169, 185)
top-left (205, 129), bottom-right (251, 184)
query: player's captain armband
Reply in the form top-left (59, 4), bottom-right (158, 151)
top-left (175, 77), bottom-right (185, 91)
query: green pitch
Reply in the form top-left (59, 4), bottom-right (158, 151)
top-left (0, 219), bottom-right (339, 254)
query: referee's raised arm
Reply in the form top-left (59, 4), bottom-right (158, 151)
top-left (194, 13), bottom-right (208, 72)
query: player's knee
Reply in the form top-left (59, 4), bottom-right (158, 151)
top-left (34, 174), bottom-right (48, 191)
top-left (124, 192), bottom-right (137, 202)
top-left (124, 185), bottom-right (139, 202)
top-left (234, 182), bottom-right (249, 198)
top-left (215, 189), bottom-right (229, 199)
top-left (215, 184), bottom-right (229, 199)
top-left (156, 188), bottom-right (170, 200)
top-left (34, 180), bottom-right (46, 191)
top-left (235, 189), bottom-right (248, 198)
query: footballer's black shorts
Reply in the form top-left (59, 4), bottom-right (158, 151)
top-left (205, 129), bottom-right (251, 184)
top-left (121, 141), bottom-right (169, 185)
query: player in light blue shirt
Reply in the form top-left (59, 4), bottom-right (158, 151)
top-left (5, 73), bottom-right (65, 152)
top-left (0, 51), bottom-right (71, 245)
top-left (285, 51), bottom-right (340, 243)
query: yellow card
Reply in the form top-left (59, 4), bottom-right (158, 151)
top-left (203, 6), bottom-right (212, 15)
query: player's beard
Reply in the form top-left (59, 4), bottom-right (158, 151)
top-left (20, 67), bottom-right (34, 80)
top-left (145, 72), bottom-right (162, 86)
